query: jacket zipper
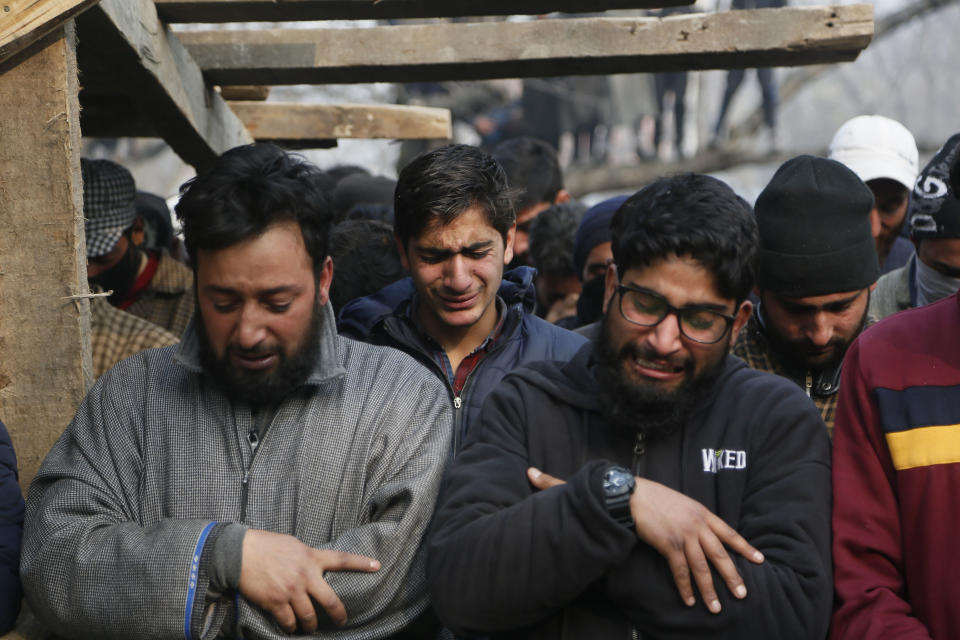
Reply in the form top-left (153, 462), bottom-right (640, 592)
top-left (632, 432), bottom-right (646, 475)
top-left (240, 471), bottom-right (250, 521)
top-left (384, 307), bottom-right (519, 452)
top-left (804, 371), bottom-right (813, 397)
top-left (448, 324), bottom-right (520, 450)
top-left (239, 416), bottom-right (275, 523)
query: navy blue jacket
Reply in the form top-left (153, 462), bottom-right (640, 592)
top-left (0, 419), bottom-right (24, 633)
top-left (338, 267), bottom-right (587, 450)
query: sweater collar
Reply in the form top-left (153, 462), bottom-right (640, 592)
top-left (173, 300), bottom-right (346, 385)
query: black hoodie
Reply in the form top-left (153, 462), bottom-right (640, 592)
top-left (427, 343), bottom-right (832, 639)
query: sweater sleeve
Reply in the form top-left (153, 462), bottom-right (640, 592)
top-left (310, 375), bottom-right (453, 635)
top-left (229, 370), bottom-right (454, 639)
top-left (830, 339), bottom-right (933, 640)
top-left (426, 376), bottom-right (638, 636)
top-left (0, 420), bottom-right (24, 635)
top-left (20, 369), bottom-right (222, 640)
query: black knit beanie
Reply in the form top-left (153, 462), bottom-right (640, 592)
top-left (755, 155), bottom-right (878, 297)
top-left (909, 133), bottom-right (960, 240)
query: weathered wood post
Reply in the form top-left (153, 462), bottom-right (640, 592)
top-left (0, 22), bottom-right (92, 492)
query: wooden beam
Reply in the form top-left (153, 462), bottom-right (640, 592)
top-left (178, 5), bottom-right (874, 85)
top-left (228, 102), bottom-right (451, 147)
top-left (154, 0), bottom-right (692, 23)
top-left (0, 22), bottom-right (91, 493)
top-left (0, 0), bottom-right (97, 66)
top-left (219, 85), bottom-right (270, 100)
top-left (75, 0), bottom-right (252, 171)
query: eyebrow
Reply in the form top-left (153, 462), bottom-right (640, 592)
top-left (781, 292), bottom-right (862, 312)
top-left (204, 284), bottom-right (302, 297)
top-left (623, 282), bottom-right (731, 312)
top-left (416, 240), bottom-right (495, 258)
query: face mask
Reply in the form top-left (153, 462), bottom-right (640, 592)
top-left (90, 242), bottom-right (141, 304)
top-left (915, 256), bottom-right (960, 307)
top-left (576, 274), bottom-right (607, 327)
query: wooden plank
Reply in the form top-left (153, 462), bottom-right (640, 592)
top-left (0, 0), bottom-right (97, 66)
top-left (228, 102), bottom-right (451, 145)
top-left (219, 85), bottom-right (270, 100)
top-left (154, 0), bottom-right (692, 23)
top-left (0, 22), bottom-right (91, 493)
top-left (75, 0), bottom-right (252, 171)
top-left (178, 5), bottom-right (874, 85)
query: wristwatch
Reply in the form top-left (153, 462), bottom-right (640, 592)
top-left (602, 465), bottom-right (636, 529)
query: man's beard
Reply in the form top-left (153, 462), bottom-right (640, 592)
top-left (594, 313), bottom-right (728, 440)
top-left (197, 300), bottom-right (323, 407)
top-left (90, 242), bottom-right (141, 305)
top-left (762, 299), bottom-right (869, 372)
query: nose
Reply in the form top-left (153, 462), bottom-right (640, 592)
top-left (806, 312), bottom-right (833, 347)
top-left (234, 303), bottom-right (268, 349)
top-left (646, 311), bottom-right (683, 356)
top-left (443, 254), bottom-right (472, 293)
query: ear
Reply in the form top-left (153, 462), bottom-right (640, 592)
top-left (395, 234), bottom-right (411, 272)
top-left (601, 262), bottom-right (619, 314)
top-left (554, 189), bottom-right (571, 205)
top-left (315, 256), bottom-right (335, 306)
top-left (503, 223), bottom-right (516, 266)
top-left (728, 299), bottom-right (753, 347)
top-left (869, 207), bottom-right (881, 239)
top-left (130, 216), bottom-right (146, 247)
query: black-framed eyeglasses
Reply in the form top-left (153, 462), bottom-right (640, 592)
top-left (615, 283), bottom-right (736, 345)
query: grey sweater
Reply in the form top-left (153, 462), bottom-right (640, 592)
top-left (22, 303), bottom-right (452, 639)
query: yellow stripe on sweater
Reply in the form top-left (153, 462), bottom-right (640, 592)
top-left (885, 424), bottom-right (960, 470)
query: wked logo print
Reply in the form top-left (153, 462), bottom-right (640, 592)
top-left (701, 448), bottom-right (747, 473)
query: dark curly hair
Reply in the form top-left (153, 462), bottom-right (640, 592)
top-left (611, 173), bottom-right (758, 304)
top-left (175, 143), bottom-right (335, 277)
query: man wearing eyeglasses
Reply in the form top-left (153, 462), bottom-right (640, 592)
top-left (734, 155), bottom-right (879, 436)
top-left (426, 173), bottom-right (832, 639)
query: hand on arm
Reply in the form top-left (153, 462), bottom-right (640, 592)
top-left (528, 467), bottom-right (763, 614)
top-left (238, 529), bottom-right (380, 633)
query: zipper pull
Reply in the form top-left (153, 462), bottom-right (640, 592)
top-left (453, 396), bottom-right (463, 409)
top-left (805, 372), bottom-right (813, 398)
top-left (634, 432), bottom-right (646, 457)
top-left (632, 432), bottom-right (646, 475)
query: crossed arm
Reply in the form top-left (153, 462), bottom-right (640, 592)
top-left (426, 375), bottom-right (832, 638)
top-left (22, 358), bottom-right (452, 639)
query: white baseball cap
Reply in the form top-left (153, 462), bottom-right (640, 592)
top-left (828, 115), bottom-right (919, 191)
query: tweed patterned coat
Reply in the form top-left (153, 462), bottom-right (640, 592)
top-left (89, 287), bottom-right (178, 379)
top-left (22, 302), bottom-right (452, 639)
top-left (124, 251), bottom-right (195, 337)
top-left (734, 311), bottom-right (838, 435)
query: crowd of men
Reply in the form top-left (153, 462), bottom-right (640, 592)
top-left (1, 115), bottom-right (959, 639)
